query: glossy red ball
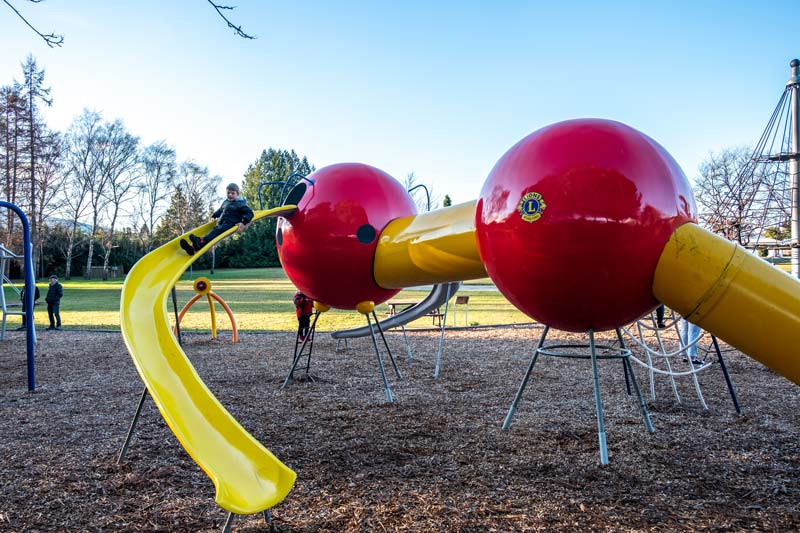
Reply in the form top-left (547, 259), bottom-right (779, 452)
top-left (476, 119), bottom-right (696, 332)
top-left (277, 163), bottom-right (417, 310)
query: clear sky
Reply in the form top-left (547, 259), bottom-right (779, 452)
top-left (1, 0), bottom-right (797, 205)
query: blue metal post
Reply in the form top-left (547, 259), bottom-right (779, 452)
top-left (0, 201), bottom-right (36, 391)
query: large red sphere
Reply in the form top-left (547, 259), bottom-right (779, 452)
top-left (277, 163), bottom-right (417, 310)
top-left (476, 119), bottom-right (696, 332)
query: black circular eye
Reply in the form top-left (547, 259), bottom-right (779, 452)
top-left (276, 227), bottom-right (283, 246)
top-left (356, 224), bottom-right (377, 244)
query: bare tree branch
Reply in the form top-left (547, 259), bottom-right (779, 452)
top-left (207, 0), bottom-right (255, 39)
top-left (2, 0), bottom-right (64, 47)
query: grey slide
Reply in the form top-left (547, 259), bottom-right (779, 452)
top-left (331, 282), bottom-right (462, 339)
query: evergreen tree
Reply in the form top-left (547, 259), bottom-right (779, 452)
top-left (220, 148), bottom-right (314, 267)
top-left (18, 54), bottom-right (53, 271)
top-left (443, 194), bottom-right (452, 207)
top-left (153, 186), bottom-right (190, 244)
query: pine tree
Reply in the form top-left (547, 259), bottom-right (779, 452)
top-left (18, 54), bottom-right (53, 271)
top-left (221, 148), bottom-right (314, 267)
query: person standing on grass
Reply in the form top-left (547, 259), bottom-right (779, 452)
top-left (45, 274), bottom-right (63, 331)
top-left (180, 182), bottom-right (254, 256)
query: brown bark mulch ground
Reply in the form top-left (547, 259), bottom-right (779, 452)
top-left (1, 325), bottom-right (798, 532)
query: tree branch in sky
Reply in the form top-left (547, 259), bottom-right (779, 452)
top-left (2, 0), bottom-right (64, 47)
top-left (207, 0), bottom-right (256, 40)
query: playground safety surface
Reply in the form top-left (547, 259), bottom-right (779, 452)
top-left (1, 326), bottom-right (798, 531)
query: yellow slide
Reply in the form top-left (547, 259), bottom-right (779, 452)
top-left (120, 207), bottom-right (297, 515)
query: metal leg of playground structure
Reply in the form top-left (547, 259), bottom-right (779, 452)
top-left (433, 284), bottom-right (453, 379)
top-left (400, 324), bottom-right (413, 360)
top-left (365, 312), bottom-right (395, 403)
top-left (712, 335), bottom-right (742, 415)
top-left (372, 310), bottom-right (402, 379)
top-left (282, 314), bottom-right (321, 388)
top-left (587, 330), bottom-right (611, 465)
top-left (502, 325), bottom-right (549, 430)
top-left (221, 510), bottom-right (274, 533)
top-left (617, 328), bottom-right (655, 434)
top-left (118, 287), bottom-right (183, 463)
top-left (504, 326), bottom-right (653, 464)
top-left (117, 386), bottom-right (148, 464)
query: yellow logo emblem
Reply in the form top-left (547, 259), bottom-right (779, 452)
top-left (517, 192), bottom-right (546, 223)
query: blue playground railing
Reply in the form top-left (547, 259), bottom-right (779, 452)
top-left (0, 201), bottom-right (36, 391)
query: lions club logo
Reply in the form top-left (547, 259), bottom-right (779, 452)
top-left (517, 192), bottom-right (546, 223)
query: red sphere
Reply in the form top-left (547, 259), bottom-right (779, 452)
top-left (277, 163), bottom-right (417, 310)
top-left (475, 119), bottom-right (696, 332)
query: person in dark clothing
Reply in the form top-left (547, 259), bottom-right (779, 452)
top-left (655, 303), bottom-right (666, 328)
top-left (180, 182), bottom-right (254, 256)
top-left (16, 285), bottom-right (40, 330)
top-left (45, 274), bottom-right (63, 330)
top-left (293, 291), bottom-right (314, 342)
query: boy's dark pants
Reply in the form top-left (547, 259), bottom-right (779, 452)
top-left (202, 223), bottom-right (235, 244)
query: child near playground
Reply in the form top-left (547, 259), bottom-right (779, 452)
top-left (293, 291), bottom-right (314, 341)
top-left (45, 274), bottom-right (63, 330)
top-left (180, 182), bottom-right (254, 256)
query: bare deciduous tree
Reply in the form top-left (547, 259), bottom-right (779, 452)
top-left (694, 146), bottom-right (789, 246)
top-left (96, 119), bottom-right (139, 279)
top-left (136, 141), bottom-right (176, 252)
top-left (62, 109), bottom-right (101, 279)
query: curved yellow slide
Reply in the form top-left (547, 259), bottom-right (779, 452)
top-left (120, 207), bottom-right (297, 515)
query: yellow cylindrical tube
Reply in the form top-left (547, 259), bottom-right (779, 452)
top-left (654, 223), bottom-right (800, 385)
top-left (374, 201), bottom-right (487, 288)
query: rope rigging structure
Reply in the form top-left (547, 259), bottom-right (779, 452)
top-left (701, 58), bottom-right (800, 277)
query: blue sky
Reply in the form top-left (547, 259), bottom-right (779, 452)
top-left (1, 0), bottom-right (797, 205)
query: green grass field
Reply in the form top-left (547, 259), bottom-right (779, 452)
top-left (2, 268), bottom-right (531, 332)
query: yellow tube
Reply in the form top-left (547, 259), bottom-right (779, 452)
top-left (654, 223), bottom-right (800, 385)
top-left (374, 201), bottom-right (487, 288)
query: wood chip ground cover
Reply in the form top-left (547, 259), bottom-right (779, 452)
top-left (0, 326), bottom-right (798, 531)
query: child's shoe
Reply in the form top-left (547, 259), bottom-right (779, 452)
top-left (189, 234), bottom-right (203, 251)
top-left (179, 239), bottom-right (195, 256)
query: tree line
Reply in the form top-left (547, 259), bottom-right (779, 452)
top-left (1, 54), bottom-right (314, 279)
top-left (2, 53), bottom-right (791, 282)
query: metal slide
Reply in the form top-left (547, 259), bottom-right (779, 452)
top-left (120, 206), bottom-right (297, 515)
top-left (331, 281), bottom-right (462, 339)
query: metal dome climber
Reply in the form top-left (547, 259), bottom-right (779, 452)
top-left (620, 311), bottom-right (741, 415)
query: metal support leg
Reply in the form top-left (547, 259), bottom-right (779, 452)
top-left (433, 284), bottom-right (452, 379)
top-left (372, 310), bottom-right (402, 379)
top-left (502, 325), bottom-right (549, 429)
top-left (365, 313), bottom-right (394, 403)
top-left (616, 328), bottom-right (654, 433)
top-left (172, 287), bottom-right (183, 346)
top-left (622, 355), bottom-right (655, 433)
top-left (303, 313), bottom-right (321, 375)
top-left (264, 510), bottom-right (274, 531)
top-left (712, 335), bottom-right (742, 415)
top-left (616, 328), bottom-right (632, 395)
top-left (282, 340), bottom-right (306, 389)
top-left (588, 330), bottom-right (609, 465)
top-left (400, 324), bottom-right (413, 360)
top-left (222, 512), bottom-right (234, 533)
top-left (117, 386), bottom-right (148, 464)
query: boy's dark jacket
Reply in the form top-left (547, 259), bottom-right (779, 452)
top-left (46, 282), bottom-right (63, 303)
top-left (213, 198), bottom-right (254, 227)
